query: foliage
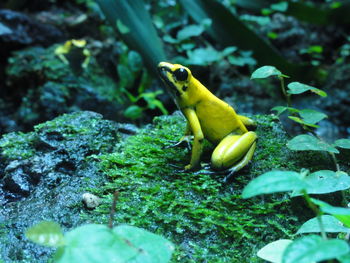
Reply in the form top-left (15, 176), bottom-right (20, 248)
top-left (248, 66), bottom-right (350, 263)
top-left (26, 221), bottom-right (174, 263)
top-left (177, 0), bottom-right (315, 79)
top-left (95, 0), bottom-right (166, 75)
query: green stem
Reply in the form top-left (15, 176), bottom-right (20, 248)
top-left (279, 76), bottom-right (291, 107)
top-left (109, 191), bottom-right (120, 229)
top-left (303, 191), bottom-right (327, 240)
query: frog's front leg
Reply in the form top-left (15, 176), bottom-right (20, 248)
top-left (211, 131), bottom-right (257, 173)
top-left (183, 107), bottom-right (204, 170)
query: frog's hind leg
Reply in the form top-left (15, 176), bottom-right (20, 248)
top-left (211, 131), bottom-right (257, 182)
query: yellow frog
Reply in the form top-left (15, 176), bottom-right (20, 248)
top-left (158, 62), bottom-right (257, 180)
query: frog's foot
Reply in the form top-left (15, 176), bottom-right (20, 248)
top-left (211, 131), bottom-right (257, 182)
top-left (238, 115), bottom-right (257, 131)
top-left (168, 163), bottom-right (189, 174)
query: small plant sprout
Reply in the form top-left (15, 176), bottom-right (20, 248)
top-left (248, 65), bottom-right (350, 263)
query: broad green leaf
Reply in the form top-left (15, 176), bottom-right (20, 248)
top-left (271, 106), bottom-right (299, 116)
top-left (271, 106), bottom-right (289, 115)
top-left (176, 24), bottom-right (204, 41)
top-left (334, 139), bottom-right (350, 149)
top-left (296, 215), bottom-right (350, 234)
top-left (25, 221), bottom-right (64, 248)
top-left (311, 199), bottom-right (350, 228)
top-left (287, 134), bottom-right (339, 153)
top-left (96, 0), bottom-right (165, 75)
top-left (242, 170), bottom-right (307, 198)
top-left (222, 46), bottom-right (237, 56)
top-left (282, 235), bottom-right (349, 263)
top-left (228, 55), bottom-right (257, 67)
top-left (339, 253), bottom-right (350, 263)
top-left (124, 105), bottom-right (143, 120)
top-left (287, 82), bottom-right (327, 97)
top-left (114, 225), bottom-right (174, 263)
top-left (54, 224), bottom-right (137, 262)
top-left (250, 65), bottom-right (282, 79)
top-left (288, 116), bottom-right (319, 128)
top-left (186, 47), bottom-right (221, 66)
top-left (54, 224), bottom-right (174, 263)
top-left (298, 109), bottom-right (327, 124)
top-left (292, 170), bottom-right (350, 196)
top-left (257, 239), bottom-right (293, 263)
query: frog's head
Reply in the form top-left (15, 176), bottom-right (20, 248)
top-left (158, 62), bottom-right (192, 97)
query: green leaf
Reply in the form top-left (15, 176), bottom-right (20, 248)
top-left (271, 106), bottom-right (300, 116)
top-left (116, 19), bottom-right (130, 34)
top-left (287, 134), bottom-right (339, 153)
top-left (287, 82), bottom-right (327, 97)
top-left (298, 109), bottom-right (327, 124)
top-left (338, 252), bottom-right (350, 263)
top-left (113, 225), bottom-right (174, 263)
top-left (128, 51), bottom-right (143, 72)
top-left (271, 106), bottom-right (289, 115)
top-left (124, 105), bottom-right (143, 120)
top-left (288, 116), bottom-right (319, 128)
top-left (54, 224), bottom-right (174, 263)
top-left (334, 139), bottom-right (350, 149)
top-left (96, 0), bottom-right (166, 75)
top-left (25, 221), bottom-right (64, 248)
top-left (296, 215), bottom-right (350, 234)
top-left (228, 52), bottom-right (257, 67)
top-left (311, 199), bottom-right (350, 228)
top-left (242, 170), bottom-right (307, 198)
top-left (221, 46), bottom-right (237, 56)
top-left (257, 239), bottom-right (293, 263)
top-left (176, 24), bottom-right (204, 41)
top-left (271, 2), bottom-right (288, 12)
top-left (292, 170), bottom-right (350, 196)
top-left (250, 65), bottom-right (282, 79)
top-left (282, 235), bottom-right (349, 263)
top-left (117, 64), bottom-right (134, 88)
top-left (186, 47), bottom-right (221, 66)
top-left (54, 224), bottom-right (137, 262)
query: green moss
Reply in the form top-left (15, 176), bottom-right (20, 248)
top-left (82, 114), bottom-right (316, 262)
top-left (0, 132), bottom-right (35, 160)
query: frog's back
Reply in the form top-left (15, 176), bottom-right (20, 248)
top-left (195, 95), bottom-right (246, 143)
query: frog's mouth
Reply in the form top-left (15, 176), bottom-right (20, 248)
top-left (157, 62), bottom-right (178, 91)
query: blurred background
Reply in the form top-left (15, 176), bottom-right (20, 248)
top-left (1, 0), bottom-right (349, 139)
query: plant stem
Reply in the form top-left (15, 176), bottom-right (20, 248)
top-left (109, 190), bottom-right (120, 229)
top-left (303, 191), bottom-right (327, 240)
top-left (279, 76), bottom-right (291, 107)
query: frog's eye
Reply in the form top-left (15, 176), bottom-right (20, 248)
top-left (173, 68), bottom-right (188, 81)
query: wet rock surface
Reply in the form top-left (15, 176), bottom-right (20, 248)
top-left (0, 111), bottom-right (125, 262)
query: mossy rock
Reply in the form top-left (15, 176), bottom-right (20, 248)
top-left (0, 111), bottom-right (345, 262)
top-left (84, 113), bottom-right (337, 262)
top-left (2, 45), bottom-right (123, 133)
top-left (0, 111), bottom-right (124, 262)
